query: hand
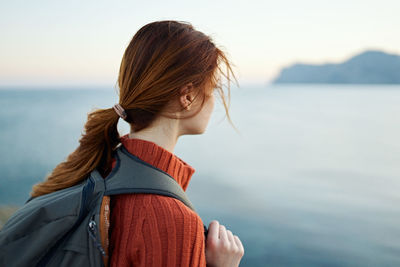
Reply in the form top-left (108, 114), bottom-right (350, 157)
top-left (205, 220), bottom-right (245, 267)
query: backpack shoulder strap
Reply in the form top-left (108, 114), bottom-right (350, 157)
top-left (90, 145), bottom-right (196, 212)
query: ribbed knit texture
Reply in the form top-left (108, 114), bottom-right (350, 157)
top-left (106, 134), bottom-right (207, 267)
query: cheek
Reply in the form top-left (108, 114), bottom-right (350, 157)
top-left (203, 97), bottom-right (215, 123)
top-left (210, 94), bottom-right (215, 112)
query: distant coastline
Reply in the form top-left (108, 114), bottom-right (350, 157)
top-left (273, 50), bottom-right (400, 84)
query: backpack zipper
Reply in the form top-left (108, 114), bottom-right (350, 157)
top-left (87, 215), bottom-right (106, 256)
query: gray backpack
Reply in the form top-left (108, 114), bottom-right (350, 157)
top-left (0, 145), bottom-right (207, 267)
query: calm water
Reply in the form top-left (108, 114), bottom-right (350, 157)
top-left (0, 84), bottom-right (399, 266)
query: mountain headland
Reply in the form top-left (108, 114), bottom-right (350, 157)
top-left (273, 50), bottom-right (400, 84)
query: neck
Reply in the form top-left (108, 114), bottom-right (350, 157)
top-left (129, 116), bottom-right (180, 153)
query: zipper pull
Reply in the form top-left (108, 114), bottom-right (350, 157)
top-left (88, 218), bottom-right (106, 256)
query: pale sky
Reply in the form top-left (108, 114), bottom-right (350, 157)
top-left (1, 0), bottom-right (399, 87)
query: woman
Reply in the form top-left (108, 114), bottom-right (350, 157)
top-left (30, 20), bottom-right (244, 266)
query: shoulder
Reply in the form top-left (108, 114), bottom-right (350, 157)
top-left (110, 193), bottom-right (205, 251)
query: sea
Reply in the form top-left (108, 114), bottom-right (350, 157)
top-left (0, 84), bottom-right (399, 266)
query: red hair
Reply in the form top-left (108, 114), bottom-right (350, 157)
top-left (30, 20), bottom-right (238, 198)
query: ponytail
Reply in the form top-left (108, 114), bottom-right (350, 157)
top-left (30, 107), bottom-right (121, 198)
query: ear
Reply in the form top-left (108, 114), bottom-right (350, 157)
top-left (179, 82), bottom-right (195, 110)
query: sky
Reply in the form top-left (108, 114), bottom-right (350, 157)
top-left (0, 0), bottom-right (399, 87)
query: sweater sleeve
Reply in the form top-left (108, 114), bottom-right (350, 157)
top-left (109, 193), bottom-right (207, 267)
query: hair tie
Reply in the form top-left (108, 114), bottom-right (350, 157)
top-left (113, 103), bottom-right (127, 120)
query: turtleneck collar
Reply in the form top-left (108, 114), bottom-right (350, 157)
top-left (118, 134), bottom-right (196, 192)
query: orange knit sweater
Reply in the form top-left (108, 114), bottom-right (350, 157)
top-left (104, 134), bottom-right (207, 267)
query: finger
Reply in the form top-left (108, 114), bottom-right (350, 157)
top-left (234, 235), bottom-right (244, 253)
top-left (207, 220), bottom-right (220, 240)
top-left (226, 230), bottom-right (235, 245)
top-left (219, 224), bottom-right (228, 242)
